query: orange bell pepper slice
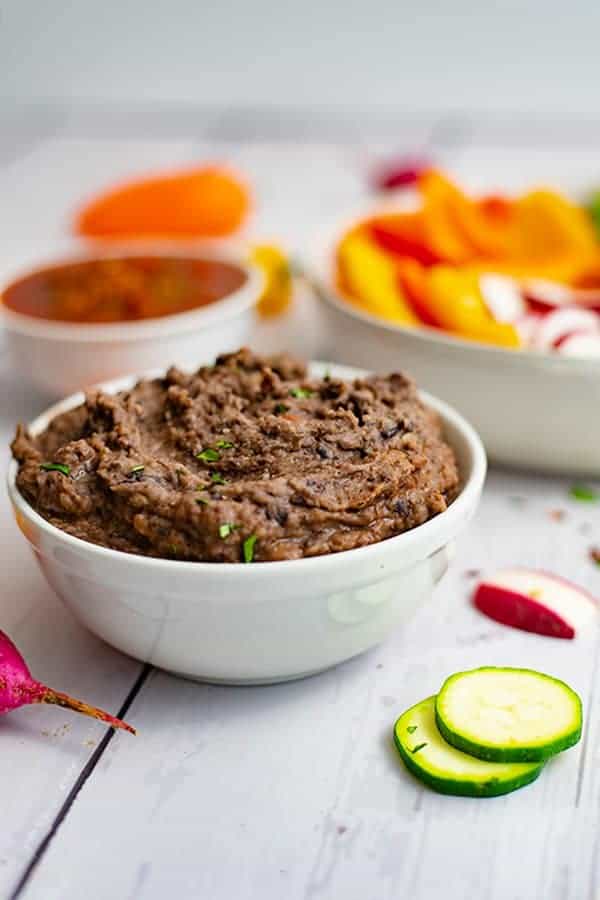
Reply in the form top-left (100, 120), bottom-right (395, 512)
top-left (418, 171), bottom-right (478, 263)
top-left (75, 166), bottom-right (250, 239)
top-left (337, 231), bottom-right (419, 325)
top-left (419, 171), bottom-right (515, 260)
top-left (507, 190), bottom-right (598, 264)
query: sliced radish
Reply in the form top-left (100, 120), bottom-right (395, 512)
top-left (515, 312), bottom-right (543, 348)
top-left (557, 331), bottom-right (600, 358)
top-left (523, 279), bottom-right (600, 313)
top-left (522, 278), bottom-right (572, 312)
top-left (532, 307), bottom-right (600, 350)
top-left (473, 569), bottom-right (597, 639)
top-left (479, 274), bottom-right (526, 323)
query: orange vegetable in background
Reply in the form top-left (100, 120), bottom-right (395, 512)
top-left (424, 266), bottom-right (520, 347)
top-left (419, 170), bottom-right (523, 261)
top-left (76, 166), bottom-right (250, 239)
top-left (507, 190), bottom-right (598, 266)
top-left (419, 171), bottom-right (481, 264)
top-left (396, 258), bottom-right (439, 326)
top-left (369, 213), bottom-right (442, 266)
top-left (337, 231), bottom-right (419, 325)
top-left (250, 244), bottom-right (293, 317)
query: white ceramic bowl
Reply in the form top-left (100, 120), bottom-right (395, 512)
top-left (7, 362), bottom-right (485, 684)
top-left (0, 243), bottom-right (264, 397)
top-left (310, 226), bottom-right (600, 475)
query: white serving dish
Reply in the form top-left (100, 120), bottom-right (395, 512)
top-left (0, 242), bottom-right (263, 397)
top-left (309, 224), bottom-right (600, 475)
top-left (7, 363), bottom-right (486, 685)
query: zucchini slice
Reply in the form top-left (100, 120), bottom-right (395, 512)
top-left (393, 696), bottom-right (544, 797)
top-left (435, 667), bottom-right (582, 762)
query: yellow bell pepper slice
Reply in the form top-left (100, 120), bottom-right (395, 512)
top-left (426, 265), bottom-right (521, 347)
top-left (250, 244), bottom-right (292, 317)
top-left (337, 231), bottom-right (419, 325)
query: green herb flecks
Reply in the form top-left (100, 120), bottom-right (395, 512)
top-left (196, 495), bottom-right (210, 506)
top-left (274, 403), bottom-right (289, 415)
top-left (411, 742), bottom-right (427, 754)
top-left (129, 464), bottom-right (145, 476)
top-left (215, 440), bottom-right (234, 450)
top-left (290, 387), bottom-right (313, 399)
top-left (243, 534), bottom-right (257, 563)
top-left (210, 471), bottom-right (228, 485)
top-left (219, 522), bottom-right (237, 539)
top-left (406, 725), bottom-right (418, 734)
top-left (39, 462), bottom-right (70, 477)
top-left (197, 448), bottom-right (220, 463)
top-left (570, 484), bottom-right (599, 503)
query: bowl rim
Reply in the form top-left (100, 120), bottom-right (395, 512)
top-left (308, 215), bottom-right (600, 373)
top-left (7, 361), bottom-right (487, 575)
top-left (0, 244), bottom-right (264, 343)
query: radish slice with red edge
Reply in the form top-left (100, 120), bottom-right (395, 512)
top-left (557, 331), bottom-right (600, 358)
top-left (473, 569), bottom-right (597, 639)
top-left (532, 307), bottom-right (600, 351)
top-left (515, 312), bottom-right (543, 347)
top-left (523, 279), bottom-right (600, 313)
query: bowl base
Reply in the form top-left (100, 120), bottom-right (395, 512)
top-left (160, 654), bottom-right (369, 686)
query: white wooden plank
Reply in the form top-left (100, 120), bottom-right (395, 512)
top-left (20, 467), bottom-right (600, 900)
top-left (0, 350), bottom-right (142, 898)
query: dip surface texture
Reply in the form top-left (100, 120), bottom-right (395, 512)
top-left (12, 350), bottom-right (459, 562)
top-left (2, 256), bottom-right (246, 323)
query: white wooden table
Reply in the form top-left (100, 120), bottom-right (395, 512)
top-left (1, 108), bottom-right (599, 900)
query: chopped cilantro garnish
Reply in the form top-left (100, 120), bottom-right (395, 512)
top-left (406, 725), bottom-right (417, 734)
top-left (129, 464), bottom-right (145, 475)
top-left (196, 496), bottom-right (209, 506)
top-left (570, 484), bottom-right (599, 503)
top-left (197, 448), bottom-right (220, 462)
top-left (274, 403), bottom-right (289, 415)
top-left (40, 462), bottom-right (70, 477)
top-left (243, 534), bottom-right (257, 563)
top-left (215, 440), bottom-right (234, 449)
top-left (210, 471), bottom-right (228, 485)
top-left (411, 742), bottom-right (427, 754)
top-left (219, 522), bottom-right (237, 539)
top-left (290, 387), bottom-right (313, 399)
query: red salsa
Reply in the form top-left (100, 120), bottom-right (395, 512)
top-left (2, 255), bottom-right (247, 324)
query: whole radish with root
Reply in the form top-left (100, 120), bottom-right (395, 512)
top-left (0, 630), bottom-right (135, 734)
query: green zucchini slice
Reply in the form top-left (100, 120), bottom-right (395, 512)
top-left (393, 696), bottom-right (544, 797)
top-left (435, 667), bottom-right (582, 763)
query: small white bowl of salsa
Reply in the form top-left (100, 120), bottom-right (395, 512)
top-left (0, 242), bottom-right (263, 396)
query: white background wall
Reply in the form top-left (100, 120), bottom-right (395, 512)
top-left (1, 0), bottom-right (599, 118)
